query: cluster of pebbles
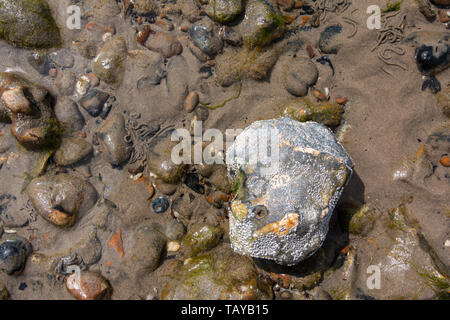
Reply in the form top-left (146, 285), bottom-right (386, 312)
top-left (0, 0), bottom-right (448, 300)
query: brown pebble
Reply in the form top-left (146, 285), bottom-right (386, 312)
top-left (294, 0), bottom-right (303, 8)
top-left (186, 92), bottom-right (199, 113)
top-left (137, 24), bottom-right (152, 45)
top-left (86, 73), bottom-right (100, 87)
top-left (335, 97), bottom-right (349, 105)
top-left (283, 13), bottom-right (299, 24)
top-left (155, 18), bottom-right (174, 31)
top-left (155, 179), bottom-right (177, 195)
top-left (312, 89), bottom-right (327, 101)
top-left (180, 25), bottom-right (189, 32)
top-left (440, 155), bottom-right (450, 167)
top-left (438, 10), bottom-right (450, 23)
top-left (65, 271), bottom-right (111, 300)
top-left (306, 45), bottom-right (315, 59)
top-left (49, 68), bottom-right (58, 78)
top-left (105, 25), bottom-right (116, 35)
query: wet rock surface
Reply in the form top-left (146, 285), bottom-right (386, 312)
top-left (227, 118), bottom-right (353, 265)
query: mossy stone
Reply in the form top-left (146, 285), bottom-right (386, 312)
top-left (0, 0), bottom-right (61, 49)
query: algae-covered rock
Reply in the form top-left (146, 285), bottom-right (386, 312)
top-left (93, 36), bottom-right (127, 84)
top-left (162, 245), bottom-right (273, 299)
top-left (181, 224), bottom-right (223, 257)
top-left (0, 0), bottom-right (61, 48)
top-left (205, 0), bottom-right (244, 24)
top-left (240, 0), bottom-right (285, 48)
top-left (215, 45), bottom-right (282, 86)
top-left (226, 118), bottom-right (353, 265)
top-left (281, 98), bottom-right (344, 127)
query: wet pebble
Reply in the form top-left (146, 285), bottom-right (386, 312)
top-left (220, 26), bottom-right (243, 47)
top-left (282, 56), bottom-right (318, 97)
top-left (49, 49), bottom-right (75, 69)
top-left (180, 0), bottom-right (201, 23)
top-left (240, 0), bottom-right (285, 48)
top-left (54, 97), bottom-right (85, 133)
top-left (54, 137), bottom-right (93, 166)
top-left (440, 155), bottom-right (450, 167)
top-left (181, 224), bottom-right (223, 257)
top-left (65, 271), bottom-right (111, 300)
top-left (151, 196), bottom-right (170, 213)
top-left (0, 0), bottom-right (61, 48)
top-left (144, 31), bottom-right (183, 59)
top-left (0, 235), bottom-right (32, 276)
top-left (93, 36), bottom-right (127, 84)
top-left (76, 76), bottom-right (91, 96)
top-left (155, 180), bottom-right (178, 195)
top-left (205, 0), bottom-right (244, 24)
top-left (27, 52), bottom-right (53, 75)
top-left (165, 220), bottom-right (186, 241)
top-left (131, 223), bottom-right (166, 273)
top-left (185, 92), bottom-right (199, 113)
top-left (188, 21), bottom-right (223, 57)
top-left (98, 114), bottom-right (131, 166)
top-left (26, 173), bottom-right (98, 228)
top-left (319, 24), bottom-right (343, 54)
top-left (55, 69), bottom-right (76, 96)
top-left (79, 90), bottom-right (110, 117)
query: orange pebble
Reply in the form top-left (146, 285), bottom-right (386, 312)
top-left (440, 155), bottom-right (450, 167)
top-left (312, 89), bottom-right (327, 101)
top-left (335, 97), bottom-right (349, 105)
top-left (109, 227), bottom-right (124, 258)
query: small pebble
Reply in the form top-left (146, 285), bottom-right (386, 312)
top-left (306, 45), bottom-right (315, 59)
top-left (167, 241), bottom-right (181, 252)
top-left (186, 92), bottom-right (199, 113)
top-left (151, 197), bottom-right (170, 214)
top-left (65, 271), bottom-right (111, 300)
top-left (312, 89), bottom-right (327, 101)
top-left (335, 97), bottom-right (348, 105)
top-left (76, 75), bottom-right (91, 96)
top-left (440, 155), bottom-right (450, 167)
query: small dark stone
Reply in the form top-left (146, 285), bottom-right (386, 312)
top-left (422, 75), bottom-right (441, 93)
top-left (184, 173), bottom-right (205, 194)
top-left (18, 282), bottom-right (27, 291)
top-left (0, 236), bottom-right (32, 276)
top-left (151, 196), bottom-right (170, 213)
top-left (79, 90), bottom-right (110, 117)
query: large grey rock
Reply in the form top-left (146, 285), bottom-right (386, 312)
top-left (226, 118), bottom-right (353, 265)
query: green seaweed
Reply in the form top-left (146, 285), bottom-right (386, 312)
top-left (382, 0), bottom-right (403, 13)
top-left (199, 82), bottom-right (242, 110)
